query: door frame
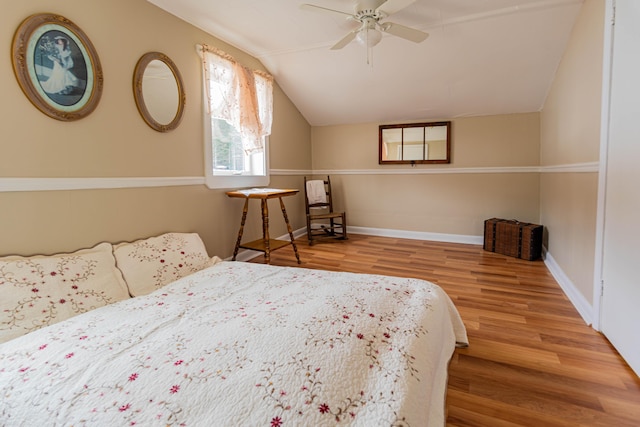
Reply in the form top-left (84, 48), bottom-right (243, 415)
top-left (591, 0), bottom-right (615, 331)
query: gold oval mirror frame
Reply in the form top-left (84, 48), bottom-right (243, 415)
top-left (133, 52), bottom-right (185, 132)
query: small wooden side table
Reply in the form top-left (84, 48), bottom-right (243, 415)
top-left (226, 188), bottom-right (301, 264)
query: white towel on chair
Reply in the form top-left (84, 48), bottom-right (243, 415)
top-left (306, 180), bottom-right (327, 204)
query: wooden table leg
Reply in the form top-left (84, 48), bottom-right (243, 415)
top-left (261, 198), bottom-right (271, 263)
top-left (279, 197), bottom-right (301, 264)
top-left (232, 198), bottom-right (250, 261)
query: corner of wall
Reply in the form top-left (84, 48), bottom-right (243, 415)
top-left (543, 247), bottom-right (594, 326)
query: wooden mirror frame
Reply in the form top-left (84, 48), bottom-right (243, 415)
top-left (133, 52), bottom-right (185, 132)
top-left (379, 121), bottom-right (451, 165)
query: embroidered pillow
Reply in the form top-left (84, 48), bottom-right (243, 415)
top-left (0, 242), bottom-right (130, 343)
top-left (114, 232), bottom-right (217, 297)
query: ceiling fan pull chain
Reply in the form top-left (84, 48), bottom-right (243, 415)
top-left (367, 28), bottom-right (371, 65)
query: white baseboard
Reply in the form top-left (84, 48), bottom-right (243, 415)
top-left (543, 248), bottom-right (594, 326)
top-left (347, 226), bottom-right (484, 245)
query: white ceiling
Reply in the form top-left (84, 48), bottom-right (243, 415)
top-left (147, 0), bottom-right (584, 126)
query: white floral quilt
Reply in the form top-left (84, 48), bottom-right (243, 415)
top-left (0, 261), bottom-right (467, 426)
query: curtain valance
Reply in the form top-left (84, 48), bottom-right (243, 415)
top-left (200, 44), bottom-right (273, 153)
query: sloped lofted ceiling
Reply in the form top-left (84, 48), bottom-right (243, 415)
top-left (147, 0), bottom-right (584, 126)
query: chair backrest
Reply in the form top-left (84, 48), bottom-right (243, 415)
top-left (304, 176), bottom-right (334, 215)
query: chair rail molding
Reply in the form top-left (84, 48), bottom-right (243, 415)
top-left (0, 162), bottom-right (598, 192)
top-left (0, 177), bottom-right (204, 192)
top-left (273, 162), bottom-right (599, 176)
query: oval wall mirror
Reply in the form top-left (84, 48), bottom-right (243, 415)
top-left (133, 52), bottom-right (185, 132)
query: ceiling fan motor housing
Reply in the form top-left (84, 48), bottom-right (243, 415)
top-left (355, 9), bottom-right (386, 21)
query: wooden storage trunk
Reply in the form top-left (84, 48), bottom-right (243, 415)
top-left (484, 218), bottom-right (543, 260)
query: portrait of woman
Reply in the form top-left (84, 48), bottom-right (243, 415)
top-left (34, 31), bottom-right (87, 106)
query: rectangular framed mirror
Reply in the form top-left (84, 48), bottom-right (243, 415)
top-left (379, 121), bottom-right (451, 164)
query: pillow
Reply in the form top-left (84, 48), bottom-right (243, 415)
top-left (114, 232), bottom-right (217, 297)
top-left (0, 242), bottom-right (130, 343)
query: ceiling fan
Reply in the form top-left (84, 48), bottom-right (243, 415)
top-left (301, 0), bottom-right (429, 50)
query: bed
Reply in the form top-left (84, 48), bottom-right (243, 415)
top-left (0, 233), bottom-right (468, 426)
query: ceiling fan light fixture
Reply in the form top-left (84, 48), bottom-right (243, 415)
top-left (356, 27), bottom-right (382, 48)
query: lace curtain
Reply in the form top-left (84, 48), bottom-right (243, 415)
top-left (200, 45), bottom-right (273, 154)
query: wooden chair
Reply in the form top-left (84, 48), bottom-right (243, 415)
top-left (304, 176), bottom-right (347, 245)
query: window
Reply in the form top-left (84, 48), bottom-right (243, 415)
top-left (200, 45), bottom-right (273, 189)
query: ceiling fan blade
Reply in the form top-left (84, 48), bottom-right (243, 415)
top-left (330, 30), bottom-right (358, 50)
top-left (300, 3), bottom-right (354, 18)
top-left (379, 22), bottom-right (428, 43)
top-left (376, 0), bottom-right (416, 16)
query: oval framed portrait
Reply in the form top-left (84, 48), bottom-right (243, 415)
top-left (11, 13), bottom-right (103, 121)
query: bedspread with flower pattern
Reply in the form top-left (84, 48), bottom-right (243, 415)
top-left (0, 261), bottom-right (467, 426)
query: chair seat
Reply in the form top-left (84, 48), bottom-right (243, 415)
top-left (308, 212), bottom-right (344, 220)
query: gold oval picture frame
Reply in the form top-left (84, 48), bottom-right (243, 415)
top-left (11, 13), bottom-right (103, 121)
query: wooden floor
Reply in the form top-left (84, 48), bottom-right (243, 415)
top-left (249, 234), bottom-right (640, 426)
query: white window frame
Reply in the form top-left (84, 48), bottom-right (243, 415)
top-left (203, 118), bottom-right (270, 189)
top-left (199, 45), bottom-right (271, 189)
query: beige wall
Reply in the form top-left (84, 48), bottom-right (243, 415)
top-left (312, 113), bottom-right (541, 236)
top-left (540, 0), bottom-right (603, 166)
top-left (0, 0), bottom-right (606, 317)
top-left (540, 0), bottom-right (604, 305)
top-left (0, 0), bottom-right (311, 257)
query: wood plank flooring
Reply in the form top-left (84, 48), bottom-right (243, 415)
top-left (249, 234), bottom-right (640, 426)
